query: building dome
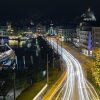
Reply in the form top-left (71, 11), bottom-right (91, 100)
top-left (81, 8), bottom-right (96, 21)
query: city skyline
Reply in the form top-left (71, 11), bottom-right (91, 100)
top-left (0, 0), bottom-right (100, 100)
top-left (0, 0), bottom-right (100, 22)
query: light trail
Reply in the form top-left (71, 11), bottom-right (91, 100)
top-left (49, 39), bottom-right (99, 100)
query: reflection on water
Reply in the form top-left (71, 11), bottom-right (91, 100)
top-left (0, 37), bottom-right (47, 98)
top-left (9, 39), bottom-right (37, 69)
top-left (9, 40), bottom-right (26, 47)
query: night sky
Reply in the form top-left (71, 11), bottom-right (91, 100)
top-left (0, 0), bottom-right (100, 24)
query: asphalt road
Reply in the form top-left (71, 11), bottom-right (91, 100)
top-left (49, 39), bottom-right (99, 100)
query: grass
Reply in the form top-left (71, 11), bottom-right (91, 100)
top-left (48, 67), bottom-right (63, 87)
top-left (17, 67), bottom-right (63, 100)
top-left (17, 80), bottom-right (46, 100)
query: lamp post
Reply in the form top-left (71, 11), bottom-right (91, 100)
top-left (60, 37), bottom-right (63, 71)
top-left (61, 37), bottom-right (63, 58)
top-left (57, 38), bottom-right (58, 54)
top-left (47, 54), bottom-right (49, 84)
top-left (52, 42), bottom-right (55, 69)
top-left (12, 63), bottom-right (16, 100)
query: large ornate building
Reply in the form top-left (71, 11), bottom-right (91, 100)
top-left (76, 8), bottom-right (99, 56)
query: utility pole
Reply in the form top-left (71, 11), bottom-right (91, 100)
top-left (47, 54), bottom-right (49, 84)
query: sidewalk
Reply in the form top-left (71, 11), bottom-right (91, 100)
top-left (0, 88), bottom-right (24, 100)
top-left (7, 89), bottom-right (23, 100)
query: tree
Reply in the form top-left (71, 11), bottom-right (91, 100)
top-left (92, 48), bottom-right (100, 88)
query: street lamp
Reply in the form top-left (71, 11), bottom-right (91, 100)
top-left (61, 37), bottom-right (63, 57)
top-left (57, 38), bottom-right (58, 54)
top-left (12, 63), bottom-right (16, 100)
top-left (52, 42), bottom-right (55, 69)
top-left (47, 54), bottom-right (49, 84)
top-left (60, 37), bottom-right (63, 71)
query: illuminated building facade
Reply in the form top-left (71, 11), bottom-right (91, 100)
top-left (92, 27), bottom-right (100, 48)
top-left (0, 31), bottom-right (9, 45)
top-left (76, 8), bottom-right (97, 56)
top-left (55, 26), bottom-right (65, 36)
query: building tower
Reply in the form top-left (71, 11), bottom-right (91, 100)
top-left (77, 8), bottom-right (97, 56)
top-left (48, 21), bottom-right (56, 36)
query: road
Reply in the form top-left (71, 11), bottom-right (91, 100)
top-left (43, 72), bottom-right (67, 100)
top-left (49, 39), bottom-right (99, 100)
